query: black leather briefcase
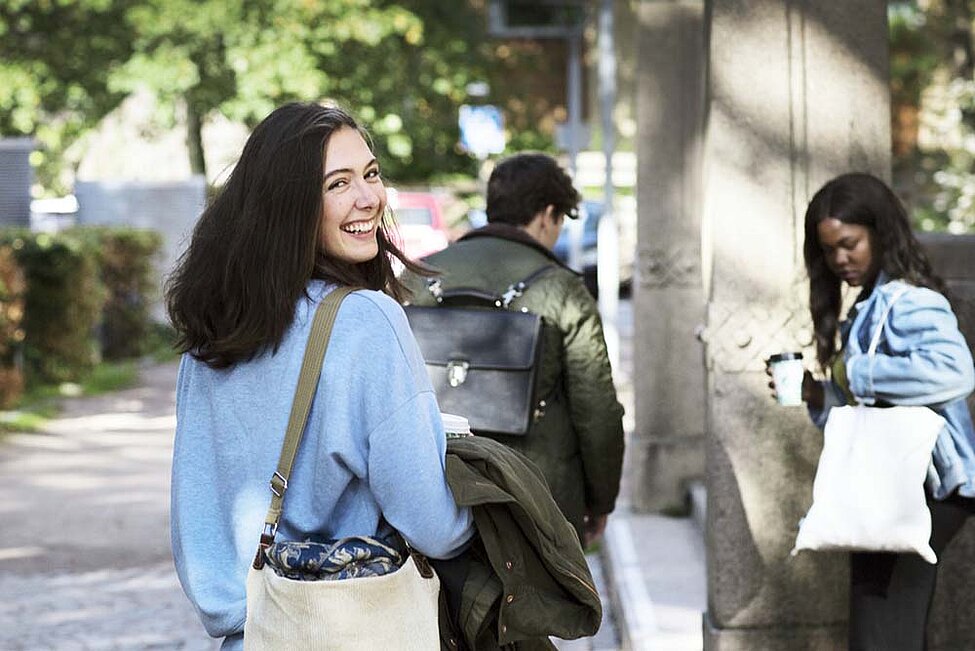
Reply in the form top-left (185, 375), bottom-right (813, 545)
top-left (404, 267), bottom-right (553, 437)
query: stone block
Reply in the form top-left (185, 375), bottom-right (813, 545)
top-left (703, 611), bottom-right (845, 651)
top-left (627, 435), bottom-right (705, 513)
top-left (928, 521), bottom-right (975, 650)
top-left (706, 371), bottom-right (847, 629)
top-left (633, 287), bottom-right (707, 441)
top-left (702, 0), bottom-right (889, 639)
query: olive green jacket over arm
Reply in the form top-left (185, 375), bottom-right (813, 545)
top-left (442, 435), bottom-right (602, 650)
top-left (404, 225), bottom-right (625, 537)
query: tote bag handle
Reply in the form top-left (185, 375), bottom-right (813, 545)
top-left (865, 285), bottom-right (911, 357)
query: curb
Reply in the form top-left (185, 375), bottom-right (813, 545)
top-left (600, 488), bottom-right (709, 651)
top-left (600, 513), bottom-right (658, 651)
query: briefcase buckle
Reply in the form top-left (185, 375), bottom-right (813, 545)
top-left (447, 359), bottom-right (470, 387)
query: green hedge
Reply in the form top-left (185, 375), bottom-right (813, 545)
top-left (85, 227), bottom-right (163, 360)
top-left (0, 227), bottom-right (163, 389)
top-left (0, 243), bottom-right (26, 407)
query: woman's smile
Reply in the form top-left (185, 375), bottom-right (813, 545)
top-left (340, 219), bottom-right (377, 236)
top-left (320, 126), bottom-right (386, 264)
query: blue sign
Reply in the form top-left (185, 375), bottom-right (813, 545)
top-left (459, 105), bottom-right (506, 158)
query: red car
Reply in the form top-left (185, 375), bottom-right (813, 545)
top-left (389, 190), bottom-right (450, 262)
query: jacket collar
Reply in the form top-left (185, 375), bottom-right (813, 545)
top-left (854, 270), bottom-right (891, 310)
top-left (458, 222), bottom-right (574, 270)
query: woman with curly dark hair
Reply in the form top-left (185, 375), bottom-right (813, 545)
top-left (167, 103), bottom-right (473, 649)
top-left (795, 172), bottom-right (975, 649)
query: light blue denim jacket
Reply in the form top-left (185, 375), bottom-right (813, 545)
top-left (809, 273), bottom-right (975, 500)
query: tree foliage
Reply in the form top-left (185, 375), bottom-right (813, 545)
top-left (0, 0), bottom-right (561, 191)
top-left (0, 0), bottom-right (134, 194)
top-left (890, 1), bottom-right (975, 233)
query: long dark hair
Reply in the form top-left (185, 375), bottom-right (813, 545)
top-left (803, 172), bottom-right (945, 369)
top-left (166, 102), bottom-right (426, 368)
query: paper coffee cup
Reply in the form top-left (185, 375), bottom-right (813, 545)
top-left (769, 352), bottom-right (804, 406)
top-left (441, 413), bottom-right (471, 437)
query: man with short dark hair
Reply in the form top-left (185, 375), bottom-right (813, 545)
top-left (405, 153), bottom-right (625, 546)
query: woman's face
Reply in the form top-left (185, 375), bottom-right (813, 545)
top-left (320, 127), bottom-right (386, 264)
top-left (816, 217), bottom-right (878, 287)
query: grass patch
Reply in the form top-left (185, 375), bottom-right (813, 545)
top-left (0, 360), bottom-right (141, 433)
top-left (80, 360), bottom-right (139, 395)
top-left (0, 410), bottom-right (50, 433)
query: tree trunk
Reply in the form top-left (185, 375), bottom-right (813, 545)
top-left (186, 98), bottom-right (207, 178)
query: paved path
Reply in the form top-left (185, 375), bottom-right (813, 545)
top-left (0, 361), bottom-right (217, 650)
top-left (0, 360), bottom-right (621, 650)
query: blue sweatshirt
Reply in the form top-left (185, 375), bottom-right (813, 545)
top-left (171, 281), bottom-right (474, 649)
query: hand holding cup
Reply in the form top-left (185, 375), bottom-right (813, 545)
top-left (766, 353), bottom-right (805, 406)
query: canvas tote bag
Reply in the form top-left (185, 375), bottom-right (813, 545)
top-left (244, 286), bottom-right (440, 650)
top-left (792, 286), bottom-right (947, 564)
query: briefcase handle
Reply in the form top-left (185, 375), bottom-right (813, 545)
top-left (423, 265), bottom-right (555, 310)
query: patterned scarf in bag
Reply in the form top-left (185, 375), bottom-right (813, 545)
top-left (263, 534), bottom-right (407, 582)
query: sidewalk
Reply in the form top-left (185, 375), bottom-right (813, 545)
top-left (600, 299), bottom-right (708, 651)
top-left (0, 295), bottom-right (708, 650)
top-left (0, 361), bottom-right (216, 650)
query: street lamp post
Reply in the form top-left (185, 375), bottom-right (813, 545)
top-left (597, 0), bottom-right (619, 370)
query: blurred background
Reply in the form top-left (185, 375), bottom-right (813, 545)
top-left (1, 0), bottom-right (973, 445)
top-left (3, 3), bottom-right (975, 649)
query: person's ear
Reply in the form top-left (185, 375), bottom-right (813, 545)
top-left (544, 204), bottom-right (561, 227)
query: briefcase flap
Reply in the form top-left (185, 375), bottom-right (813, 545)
top-left (404, 306), bottom-right (542, 370)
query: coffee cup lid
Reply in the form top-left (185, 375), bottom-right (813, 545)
top-left (768, 352), bottom-right (803, 363)
top-left (441, 413), bottom-right (471, 435)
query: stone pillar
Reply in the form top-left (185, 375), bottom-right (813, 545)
top-left (702, 1), bottom-right (890, 647)
top-left (631, 0), bottom-right (707, 512)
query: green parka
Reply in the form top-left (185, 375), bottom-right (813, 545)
top-left (439, 435), bottom-right (602, 650)
top-left (405, 224), bottom-right (625, 537)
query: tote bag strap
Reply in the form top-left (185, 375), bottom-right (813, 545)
top-left (253, 285), bottom-right (355, 569)
top-left (865, 285), bottom-right (912, 357)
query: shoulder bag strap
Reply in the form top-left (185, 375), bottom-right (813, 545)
top-left (252, 285), bottom-right (355, 569)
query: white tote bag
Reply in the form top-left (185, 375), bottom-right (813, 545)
top-left (792, 287), bottom-right (947, 564)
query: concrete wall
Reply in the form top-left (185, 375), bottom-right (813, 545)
top-left (631, 0), bottom-right (707, 512)
top-left (920, 233), bottom-right (975, 650)
top-left (0, 138), bottom-right (34, 227)
top-left (75, 178), bottom-right (205, 319)
top-left (702, 1), bottom-right (890, 647)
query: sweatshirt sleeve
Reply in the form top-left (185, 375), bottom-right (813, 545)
top-left (846, 287), bottom-right (975, 407)
top-left (557, 278), bottom-right (625, 516)
top-left (356, 294), bottom-right (475, 559)
top-left (366, 391), bottom-right (474, 559)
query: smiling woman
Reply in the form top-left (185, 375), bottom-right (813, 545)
top-left (164, 103), bottom-right (474, 650)
top-left (166, 103), bottom-right (427, 369)
top-left (320, 127), bottom-right (386, 265)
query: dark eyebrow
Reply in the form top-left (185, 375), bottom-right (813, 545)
top-left (323, 158), bottom-right (378, 180)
